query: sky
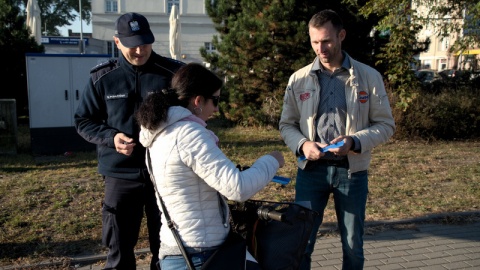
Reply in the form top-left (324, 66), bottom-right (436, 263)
top-left (58, 13), bottom-right (92, 37)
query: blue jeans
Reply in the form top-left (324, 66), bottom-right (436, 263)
top-left (296, 164), bottom-right (368, 270)
top-left (159, 251), bottom-right (261, 270)
top-left (159, 250), bottom-right (216, 270)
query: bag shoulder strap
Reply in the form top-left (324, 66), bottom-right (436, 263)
top-left (146, 149), bottom-right (196, 270)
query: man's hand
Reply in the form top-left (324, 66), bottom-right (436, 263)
top-left (301, 141), bottom-right (328, 160)
top-left (114, 133), bottom-right (136, 156)
top-left (328, 136), bottom-right (354, 156)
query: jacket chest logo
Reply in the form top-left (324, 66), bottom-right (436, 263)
top-left (300, 92), bottom-right (310, 101)
top-left (358, 91), bottom-right (369, 103)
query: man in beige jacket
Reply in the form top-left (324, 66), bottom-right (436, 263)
top-left (279, 9), bottom-right (395, 270)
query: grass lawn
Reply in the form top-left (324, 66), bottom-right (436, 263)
top-left (0, 122), bottom-right (479, 267)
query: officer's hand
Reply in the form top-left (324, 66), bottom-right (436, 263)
top-left (114, 133), bottom-right (136, 156)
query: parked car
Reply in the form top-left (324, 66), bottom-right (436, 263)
top-left (469, 71), bottom-right (480, 80)
top-left (470, 72), bottom-right (480, 86)
top-left (439, 69), bottom-right (463, 79)
top-left (439, 69), bottom-right (479, 84)
top-left (415, 69), bottom-right (441, 84)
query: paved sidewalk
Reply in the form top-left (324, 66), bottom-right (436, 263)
top-left (312, 221), bottom-right (480, 269)
top-left (2, 215), bottom-right (479, 269)
top-left (77, 218), bottom-right (480, 270)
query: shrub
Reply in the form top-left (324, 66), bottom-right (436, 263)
top-left (392, 84), bottom-right (480, 140)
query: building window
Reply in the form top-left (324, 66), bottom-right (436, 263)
top-left (168, 0), bottom-right (180, 13)
top-left (422, 60), bottom-right (432, 69)
top-left (205, 42), bottom-right (216, 52)
top-left (106, 0), bottom-right (118, 13)
top-left (441, 38), bottom-right (449, 51)
top-left (107, 41), bottom-right (119, 57)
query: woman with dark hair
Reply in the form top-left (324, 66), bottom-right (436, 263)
top-left (136, 63), bottom-right (285, 270)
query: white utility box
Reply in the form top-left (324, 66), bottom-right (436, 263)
top-left (26, 53), bottom-right (110, 155)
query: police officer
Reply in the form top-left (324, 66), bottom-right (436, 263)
top-left (75, 12), bottom-right (184, 270)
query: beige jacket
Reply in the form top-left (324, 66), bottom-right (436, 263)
top-left (279, 55), bottom-right (395, 173)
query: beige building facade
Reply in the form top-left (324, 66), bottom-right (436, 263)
top-left (414, 2), bottom-right (479, 71)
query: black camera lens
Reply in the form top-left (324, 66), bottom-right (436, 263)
top-left (257, 206), bottom-right (285, 222)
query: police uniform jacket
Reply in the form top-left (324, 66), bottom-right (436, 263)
top-left (74, 52), bottom-right (184, 180)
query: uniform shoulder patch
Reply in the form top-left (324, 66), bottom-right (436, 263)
top-left (90, 59), bottom-right (119, 82)
top-left (151, 53), bottom-right (185, 75)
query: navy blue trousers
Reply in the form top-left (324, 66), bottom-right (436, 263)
top-left (102, 174), bottom-right (160, 270)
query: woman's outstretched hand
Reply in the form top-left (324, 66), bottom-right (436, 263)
top-left (269, 151), bottom-right (285, 168)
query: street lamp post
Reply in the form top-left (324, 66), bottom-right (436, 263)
top-left (79, 0), bottom-right (84, 54)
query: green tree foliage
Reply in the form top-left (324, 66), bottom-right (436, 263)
top-left (202, 0), bottom-right (314, 126)
top-left (202, 0), bottom-right (377, 126)
top-left (0, 0), bottom-right (44, 115)
top-left (17, 0), bottom-right (91, 36)
top-left (352, 0), bottom-right (423, 110)
top-left (351, 0), bottom-right (479, 110)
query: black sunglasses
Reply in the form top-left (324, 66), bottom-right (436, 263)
top-left (206, 95), bottom-right (220, 107)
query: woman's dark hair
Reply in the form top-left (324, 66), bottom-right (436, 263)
top-left (136, 63), bottom-right (223, 130)
top-left (173, 62), bottom-right (223, 105)
top-left (135, 89), bottom-right (176, 130)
